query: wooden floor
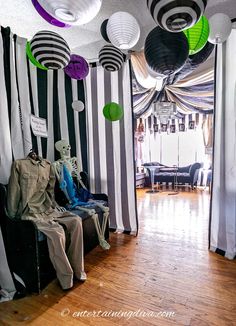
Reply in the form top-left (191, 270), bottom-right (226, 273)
top-left (1, 188), bottom-right (236, 326)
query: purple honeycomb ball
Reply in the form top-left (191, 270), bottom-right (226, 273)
top-left (64, 54), bottom-right (89, 80)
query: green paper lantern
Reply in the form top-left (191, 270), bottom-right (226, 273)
top-left (184, 16), bottom-right (210, 55)
top-left (103, 102), bottom-right (123, 121)
top-left (26, 41), bottom-right (48, 71)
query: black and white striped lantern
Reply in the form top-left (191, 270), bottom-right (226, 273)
top-left (147, 0), bottom-right (208, 32)
top-left (98, 45), bottom-right (124, 72)
top-left (30, 30), bottom-right (71, 69)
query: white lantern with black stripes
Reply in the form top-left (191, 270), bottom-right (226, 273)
top-left (98, 45), bottom-right (124, 72)
top-left (30, 30), bottom-right (71, 70)
top-left (147, 0), bottom-right (208, 32)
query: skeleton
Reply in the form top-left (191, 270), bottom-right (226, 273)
top-left (52, 140), bottom-right (110, 250)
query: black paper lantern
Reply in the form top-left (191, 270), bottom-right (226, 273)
top-left (147, 0), bottom-right (208, 32)
top-left (100, 19), bottom-right (111, 43)
top-left (144, 26), bottom-right (189, 76)
top-left (172, 41), bottom-right (214, 83)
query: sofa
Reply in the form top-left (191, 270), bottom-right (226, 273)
top-left (0, 176), bottom-right (109, 294)
top-left (144, 162), bottom-right (202, 189)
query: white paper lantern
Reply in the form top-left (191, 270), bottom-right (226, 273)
top-left (37, 0), bottom-right (102, 25)
top-left (72, 100), bottom-right (84, 112)
top-left (107, 12), bottom-right (140, 50)
top-left (208, 13), bottom-right (232, 44)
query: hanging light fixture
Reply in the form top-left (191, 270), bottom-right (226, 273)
top-left (103, 102), bottom-right (124, 121)
top-left (26, 41), bottom-right (48, 70)
top-left (107, 12), bottom-right (140, 50)
top-left (31, 0), bottom-right (71, 27)
top-left (184, 16), bottom-right (209, 55)
top-left (72, 100), bottom-right (85, 112)
top-left (64, 54), bottom-right (89, 80)
top-left (208, 13), bottom-right (232, 44)
top-left (144, 26), bottom-right (189, 76)
top-left (36, 0), bottom-right (102, 25)
top-left (147, 0), bottom-right (208, 32)
top-left (30, 31), bottom-right (71, 70)
top-left (100, 19), bottom-right (111, 43)
top-left (99, 45), bottom-right (124, 72)
top-left (147, 64), bottom-right (165, 80)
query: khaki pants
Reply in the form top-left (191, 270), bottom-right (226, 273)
top-left (25, 210), bottom-right (85, 290)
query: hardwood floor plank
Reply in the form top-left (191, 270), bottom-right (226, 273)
top-left (0, 189), bottom-right (236, 325)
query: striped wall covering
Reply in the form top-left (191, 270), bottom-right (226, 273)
top-left (85, 63), bottom-right (138, 234)
top-left (209, 28), bottom-right (236, 260)
top-left (0, 26), bottom-right (138, 235)
top-left (0, 26), bottom-right (87, 185)
top-left (0, 26), bottom-right (137, 298)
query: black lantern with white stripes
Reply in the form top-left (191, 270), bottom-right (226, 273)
top-left (30, 30), bottom-right (71, 70)
top-left (98, 45), bottom-right (124, 72)
top-left (144, 26), bottom-right (189, 76)
top-left (147, 0), bottom-right (208, 32)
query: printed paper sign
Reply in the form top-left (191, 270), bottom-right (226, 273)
top-left (30, 115), bottom-right (48, 138)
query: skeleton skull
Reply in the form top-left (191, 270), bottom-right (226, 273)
top-left (55, 139), bottom-right (71, 158)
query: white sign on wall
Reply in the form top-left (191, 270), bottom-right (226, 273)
top-left (30, 115), bottom-right (48, 138)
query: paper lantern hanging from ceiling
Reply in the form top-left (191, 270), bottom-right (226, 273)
top-left (107, 11), bottom-right (140, 50)
top-left (147, 64), bottom-right (165, 80)
top-left (30, 30), bottom-right (71, 70)
top-left (184, 16), bottom-right (209, 55)
top-left (99, 45), bottom-right (124, 72)
top-left (31, 0), bottom-right (71, 28)
top-left (26, 41), bottom-right (48, 70)
top-left (36, 0), bottom-right (102, 25)
top-left (144, 26), bottom-right (189, 76)
top-left (147, 0), bottom-right (208, 32)
top-left (100, 19), bottom-right (110, 43)
top-left (103, 102), bottom-right (124, 121)
top-left (208, 13), bottom-right (232, 44)
top-left (72, 100), bottom-right (84, 112)
top-left (64, 54), bottom-right (89, 80)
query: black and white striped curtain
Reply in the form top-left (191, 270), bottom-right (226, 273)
top-left (0, 25), bottom-right (138, 234)
top-left (85, 63), bottom-right (138, 234)
top-left (0, 26), bottom-right (88, 298)
top-left (210, 27), bottom-right (236, 260)
top-left (0, 26), bottom-right (87, 185)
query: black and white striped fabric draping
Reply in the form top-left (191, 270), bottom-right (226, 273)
top-left (209, 29), bottom-right (236, 260)
top-left (0, 26), bottom-right (87, 185)
top-left (30, 30), bottom-right (71, 69)
top-left (98, 44), bottom-right (124, 72)
top-left (85, 62), bottom-right (138, 234)
top-left (147, 0), bottom-right (207, 32)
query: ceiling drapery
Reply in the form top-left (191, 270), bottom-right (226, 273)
top-left (131, 42), bottom-right (214, 118)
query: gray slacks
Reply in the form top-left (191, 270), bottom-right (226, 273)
top-left (26, 210), bottom-right (85, 290)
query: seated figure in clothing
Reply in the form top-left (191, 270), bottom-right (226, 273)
top-left (7, 149), bottom-right (87, 290)
top-left (52, 140), bottom-right (110, 250)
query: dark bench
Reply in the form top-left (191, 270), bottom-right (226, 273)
top-left (144, 162), bottom-right (202, 189)
top-left (0, 182), bottom-right (109, 294)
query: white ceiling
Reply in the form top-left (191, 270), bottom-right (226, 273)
top-left (0, 0), bottom-right (235, 60)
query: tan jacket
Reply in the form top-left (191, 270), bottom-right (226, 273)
top-left (7, 157), bottom-right (56, 219)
